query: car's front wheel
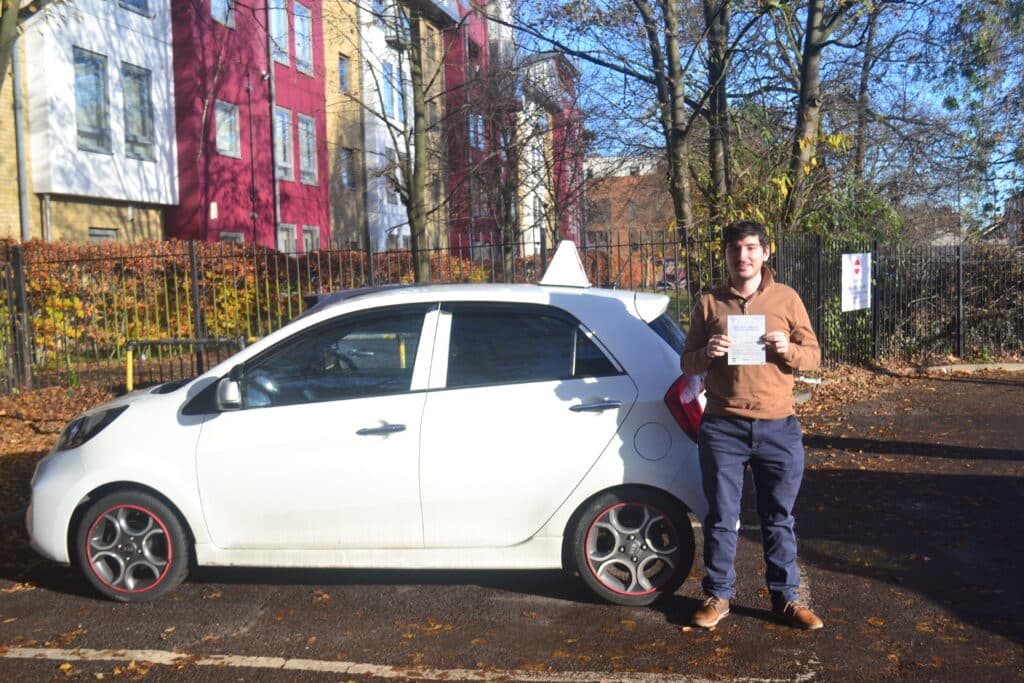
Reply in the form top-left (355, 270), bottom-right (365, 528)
top-left (73, 490), bottom-right (190, 602)
top-left (571, 487), bottom-right (694, 606)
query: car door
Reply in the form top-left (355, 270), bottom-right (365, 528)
top-left (194, 303), bottom-right (437, 550)
top-left (418, 302), bottom-right (638, 547)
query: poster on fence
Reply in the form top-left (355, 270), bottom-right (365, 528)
top-left (841, 253), bottom-right (872, 311)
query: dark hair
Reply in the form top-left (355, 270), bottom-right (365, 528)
top-left (722, 220), bottom-right (769, 249)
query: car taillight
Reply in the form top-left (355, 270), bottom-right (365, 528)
top-left (664, 374), bottom-right (706, 441)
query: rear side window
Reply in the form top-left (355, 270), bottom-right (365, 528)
top-left (648, 312), bottom-right (686, 353)
top-left (445, 303), bottom-right (619, 388)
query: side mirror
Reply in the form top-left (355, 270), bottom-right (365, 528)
top-left (216, 365), bottom-right (244, 411)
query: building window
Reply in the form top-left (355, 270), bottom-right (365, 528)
top-left (397, 68), bottom-right (406, 123)
top-left (372, 0), bottom-right (385, 27)
top-left (269, 0), bottom-right (289, 65)
top-left (338, 53), bottom-right (350, 92)
top-left (468, 112), bottom-right (484, 149)
top-left (122, 63), bottom-right (154, 161)
top-left (340, 147), bottom-right (356, 189)
top-left (302, 225), bottom-right (320, 251)
top-left (212, 0), bottom-right (235, 26)
top-left (220, 231), bottom-right (244, 243)
top-left (298, 113), bottom-right (318, 185)
top-left (274, 106), bottom-right (294, 180)
top-left (89, 227), bottom-right (118, 242)
top-left (215, 100), bottom-right (241, 157)
top-left (73, 47), bottom-right (111, 154)
top-left (278, 223), bottom-right (297, 253)
top-left (294, 3), bottom-right (312, 74)
top-left (119, 0), bottom-right (149, 16)
top-left (383, 62), bottom-right (395, 118)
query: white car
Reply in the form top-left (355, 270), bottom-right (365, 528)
top-left (27, 244), bottom-right (707, 605)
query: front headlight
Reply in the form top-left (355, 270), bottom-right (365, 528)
top-left (55, 406), bottom-right (128, 451)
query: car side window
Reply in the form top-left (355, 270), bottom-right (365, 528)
top-left (241, 306), bottom-right (428, 408)
top-left (445, 304), bottom-right (619, 389)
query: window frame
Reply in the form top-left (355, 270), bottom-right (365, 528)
top-left (274, 106), bottom-right (294, 180)
top-left (468, 112), bottom-right (484, 149)
top-left (277, 222), bottom-right (297, 253)
top-left (215, 99), bottom-right (242, 158)
top-left (441, 302), bottom-right (621, 390)
top-left (297, 113), bottom-right (318, 185)
top-left (211, 0), bottom-right (235, 26)
top-left (122, 62), bottom-right (155, 161)
top-left (119, 0), bottom-right (150, 16)
top-left (302, 225), bottom-right (321, 252)
top-left (294, 2), bottom-right (313, 75)
top-left (269, 0), bottom-right (290, 65)
top-left (88, 227), bottom-right (118, 242)
top-left (382, 62), bottom-right (395, 118)
top-left (73, 46), bottom-right (112, 155)
top-left (340, 147), bottom-right (357, 189)
top-left (338, 53), bottom-right (350, 92)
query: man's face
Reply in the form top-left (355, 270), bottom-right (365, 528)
top-left (725, 235), bottom-right (769, 284)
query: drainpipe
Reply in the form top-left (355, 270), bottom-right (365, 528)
top-left (41, 194), bottom-right (51, 240)
top-left (265, 1), bottom-right (281, 249)
top-left (12, 40), bottom-right (30, 241)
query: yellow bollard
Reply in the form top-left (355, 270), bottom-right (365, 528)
top-left (126, 347), bottom-right (134, 392)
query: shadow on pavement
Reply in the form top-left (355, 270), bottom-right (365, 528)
top-left (798, 466), bottom-right (1024, 645)
top-left (804, 435), bottom-right (1024, 462)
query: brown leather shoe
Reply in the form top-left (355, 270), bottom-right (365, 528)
top-left (773, 601), bottom-right (823, 630)
top-left (692, 595), bottom-right (730, 628)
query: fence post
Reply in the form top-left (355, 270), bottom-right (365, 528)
top-left (814, 234), bottom-right (823, 359)
top-left (9, 246), bottom-right (33, 390)
top-left (189, 242), bottom-right (206, 375)
top-left (872, 240), bottom-right (880, 362)
top-left (956, 244), bottom-right (964, 358)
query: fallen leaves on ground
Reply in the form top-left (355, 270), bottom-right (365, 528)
top-left (0, 387), bottom-right (115, 515)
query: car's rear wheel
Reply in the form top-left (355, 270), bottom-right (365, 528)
top-left (572, 487), bottom-right (694, 606)
top-left (74, 490), bottom-right (190, 602)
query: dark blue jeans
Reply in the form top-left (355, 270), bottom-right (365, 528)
top-left (698, 413), bottom-right (805, 605)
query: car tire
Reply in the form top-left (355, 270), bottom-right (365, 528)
top-left (571, 487), bottom-right (694, 606)
top-left (73, 490), bottom-right (190, 602)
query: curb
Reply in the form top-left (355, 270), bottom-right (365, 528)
top-left (914, 362), bottom-right (1024, 374)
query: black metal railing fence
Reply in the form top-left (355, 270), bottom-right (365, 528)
top-left (2, 234), bottom-right (1022, 393)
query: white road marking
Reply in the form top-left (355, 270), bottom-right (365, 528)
top-left (2, 646), bottom-right (807, 682)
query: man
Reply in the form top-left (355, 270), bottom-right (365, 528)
top-left (681, 220), bottom-right (823, 630)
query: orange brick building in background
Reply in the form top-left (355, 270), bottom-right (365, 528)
top-left (584, 155), bottom-right (677, 289)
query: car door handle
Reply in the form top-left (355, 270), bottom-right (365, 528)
top-left (356, 424), bottom-right (407, 435)
top-left (570, 400), bottom-right (623, 413)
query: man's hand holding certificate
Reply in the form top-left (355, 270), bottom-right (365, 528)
top-left (726, 315), bottom-right (766, 365)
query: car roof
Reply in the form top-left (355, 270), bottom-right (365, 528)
top-left (301, 282), bottom-right (668, 325)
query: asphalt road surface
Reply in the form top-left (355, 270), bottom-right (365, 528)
top-left (1, 370), bottom-right (1021, 682)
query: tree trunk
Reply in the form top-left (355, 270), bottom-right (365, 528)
top-left (782, 0), bottom-right (826, 230)
top-left (406, 9), bottom-right (431, 282)
top-left (634, 0), bottom-right (694, 236)
top-left (704, 0), bottom-right (732, 226)
top-left (854, 4), bottom-right (879, 182)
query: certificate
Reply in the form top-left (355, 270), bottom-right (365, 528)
top-left (727, 315), bottom-right (766, 365)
